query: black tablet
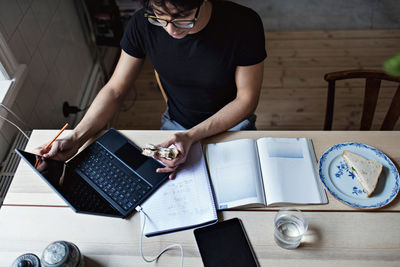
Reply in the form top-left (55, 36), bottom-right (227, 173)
top-left (194, 218), bottom-right (259, 267)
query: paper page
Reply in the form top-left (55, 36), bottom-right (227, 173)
top-left (256, 138), bottom-right (327, 205)
top-left (140, 142), bottom-right (217, 236)
top-left (205, 139), bottom-right (266, 209)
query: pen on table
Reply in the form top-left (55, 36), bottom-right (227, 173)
top-left (34, 123), bottom-right (69, 168)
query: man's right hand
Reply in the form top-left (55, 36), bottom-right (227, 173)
top-left (33, 134), bottom-right (81, 162)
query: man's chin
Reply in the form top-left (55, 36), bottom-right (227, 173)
top-left (169, 32), bottom-right (187, 39)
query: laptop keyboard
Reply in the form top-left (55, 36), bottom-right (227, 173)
top-left (76, 142), bottom-right (152, 211)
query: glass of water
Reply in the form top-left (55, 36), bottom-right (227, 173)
top-left (274, 208), bottom-right (308, 249)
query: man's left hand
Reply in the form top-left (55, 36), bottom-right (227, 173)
top-left (155, 131), bottom-right (194, 179)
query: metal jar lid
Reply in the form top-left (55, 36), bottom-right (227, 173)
top-left (12, 253), bottom-right (41, 267)
top-left (41, 241), bottom-right (82, 267)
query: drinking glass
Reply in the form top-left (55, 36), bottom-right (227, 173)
top-left (274, 208), bottom-right (308, 249)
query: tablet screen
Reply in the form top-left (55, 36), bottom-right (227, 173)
top-left (194, 218), bottom-right (259, 267)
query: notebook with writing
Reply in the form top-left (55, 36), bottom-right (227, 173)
top-left (139, 142), bottom-right (218, 237)
top-left (15, 128), bottom-right (169, 218)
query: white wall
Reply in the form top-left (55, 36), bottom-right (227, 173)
top-left (0, 0), bottom-right (94, 161)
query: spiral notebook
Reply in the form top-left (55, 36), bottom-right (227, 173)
top-left (139, 142), bottom-right (218, 237)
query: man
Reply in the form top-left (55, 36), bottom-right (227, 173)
top-left (38, 0), bottom-right (266, 179)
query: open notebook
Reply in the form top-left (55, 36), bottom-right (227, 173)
top-left (139, 142), bottom-right (217, 237)
top-left (204, 137), bottom-right (328, 209)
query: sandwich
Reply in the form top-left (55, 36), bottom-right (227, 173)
top-left (142, 144), bottom-right (179, 159)
top-left (342, 150), bottom-right (383, 197)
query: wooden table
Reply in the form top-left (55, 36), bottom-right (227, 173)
top-left (1, 130), bottom-right (399, 266)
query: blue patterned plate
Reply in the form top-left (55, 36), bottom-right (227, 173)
top-left (318, 142), bottom-right (399, 209)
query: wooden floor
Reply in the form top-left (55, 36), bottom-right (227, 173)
top-left (111, 29), bottom-right (400, 131)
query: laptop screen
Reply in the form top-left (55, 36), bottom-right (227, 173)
top-left (16, 150), bottom-right (121, 216)
top-left (18, 150), bottom-right (68, 190)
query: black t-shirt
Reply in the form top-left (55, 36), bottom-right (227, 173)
top-left (120, 1), bottom-right (267, 129)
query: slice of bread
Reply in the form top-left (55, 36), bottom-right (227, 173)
top-left (342, 150), bottom-right (383, 197)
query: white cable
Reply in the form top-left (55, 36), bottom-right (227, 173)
top-left (0, 104), bottom-right (31, 130)
top-left (0, 115), bottom-right (29, 140)
top-left (138, 207), bottom-right (184, 267)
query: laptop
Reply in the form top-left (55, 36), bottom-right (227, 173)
top-left (15, 128), bottom-right (169, 218)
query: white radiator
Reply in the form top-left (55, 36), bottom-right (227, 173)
top-left (0, 131), bottom-right (30, 205)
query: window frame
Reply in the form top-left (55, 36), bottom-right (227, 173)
top-left (0, 31), bottom-right (27, 106)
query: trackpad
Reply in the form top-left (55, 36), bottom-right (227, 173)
top-left (115, 142), bottom-right (147, 170)
top-left (137, 160), bottom-right (167, 186)
top-left (115, 142), bottom-right (167, 186)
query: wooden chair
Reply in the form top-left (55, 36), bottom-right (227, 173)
top-left (324, 69), bottom-right (400, 130)
top-left (154, 70), bottom-right (168, 103)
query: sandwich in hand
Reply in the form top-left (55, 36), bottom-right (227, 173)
top-left (142, 144), bottom-right (179, 160)
top-left (342, 150), bottom-right (383, 197)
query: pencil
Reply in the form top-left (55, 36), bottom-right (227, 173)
top-left (34, 123), bottom-right (69, 168)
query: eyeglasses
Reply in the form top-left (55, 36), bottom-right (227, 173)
top-left (144, 6), bottom-right (200, 29)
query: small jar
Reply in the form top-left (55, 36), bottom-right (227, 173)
top-left (40, 241), bottom-right (84, 267)
top-left (11, 253), bottom-right (41, 267)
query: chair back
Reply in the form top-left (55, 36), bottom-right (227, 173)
top-left (324, 69), bottom-right (400, 130)
top-left (154, 70), bottom-right (168, 103)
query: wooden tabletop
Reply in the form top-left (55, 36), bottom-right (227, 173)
top-left (1, 130), bottom-right (400, 266)
top-left (1, 206), bottom-right (399, 266)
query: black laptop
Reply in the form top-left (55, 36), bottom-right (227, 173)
top-left (15, 128), bottom-right (169, 218)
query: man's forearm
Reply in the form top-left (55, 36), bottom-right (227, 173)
top-left (69, 51), bottom-right (144, 146)
top-left (186, 96), bottom-right (258, 142)
top-left (71, 85), bottom-right (128, 146)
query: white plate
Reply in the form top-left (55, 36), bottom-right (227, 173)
top-left (318, 142), bottom-right (399, 209)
